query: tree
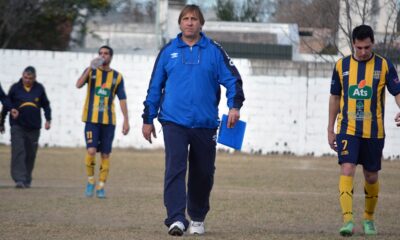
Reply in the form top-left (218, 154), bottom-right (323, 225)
top-left (112, 0), bottom-right (156, 23)
top-left (0, 0), bottom-right (40, 48)
top-left (338, 0), bottom-right (399, 58)
top-left (215, 0), bottom-right (237, 21)
top-left (215, 0), bottom-right (275, 22)
top-left (274, 0), bottom-right (400, 61)
top-left (275, 0), bottom-right (340, 29)
top-left (0, 0), bottom-right (111, 50)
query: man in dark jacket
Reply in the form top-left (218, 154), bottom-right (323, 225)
top-left (0, 66), bottom-right (51, 188)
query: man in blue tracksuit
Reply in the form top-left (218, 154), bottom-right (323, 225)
top-left (142, 4), bottom-right (245, 236)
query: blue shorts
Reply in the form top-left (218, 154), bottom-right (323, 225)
top-left (336, 134), bottom-right (384, 172)
top-left (84, 122), bottom-right (116, 154)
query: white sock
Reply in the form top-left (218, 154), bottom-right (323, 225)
top-left (88, 176), bottom-right (95, 184)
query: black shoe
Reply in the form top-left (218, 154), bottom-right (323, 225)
top-left (15, 182), bottom-right (25, 189)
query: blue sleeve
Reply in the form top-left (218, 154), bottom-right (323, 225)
top-left (1, 84), bottom-right (16, 125)
top-left (40, 85), bottom-right (51, 121)
top-left (0, 85), bottom-right (9, 125)
top-left (385, 60), bottom-right (400, 96)
top-left (116, 77), bottom-right (127, 100)
top-left (142, 48), bottom-right (168, 124)
top-left (330, 64), bottom-right (341, 95)
top-left (0, 104), bottom-right (7, 126)
top-left (0, 85), bottom-right (6, 102)
top-left (215, 44), bottom-right (245, 109)
top-left (0, 84), bottom-right (12, 110)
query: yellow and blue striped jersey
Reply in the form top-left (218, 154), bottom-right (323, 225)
top-left (82, 68), bottom-right (126, 125)
top-left (331, 54), bottom-right (400, 138)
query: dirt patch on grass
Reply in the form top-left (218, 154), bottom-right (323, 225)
top-left (1, 146), bottom-right (399, 239)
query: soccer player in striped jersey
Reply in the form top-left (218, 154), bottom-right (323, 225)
top-left (76, 45), bottom-right (130, 199)
top-left (328, 25), bottom-right (400, 236)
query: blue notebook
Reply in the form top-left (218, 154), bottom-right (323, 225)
top-left (217, 114), bottom-right (246, 150)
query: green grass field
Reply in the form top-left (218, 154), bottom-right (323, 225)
top-left (0, 146), bottom-right (399, 239)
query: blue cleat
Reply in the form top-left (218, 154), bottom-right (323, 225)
top-left (85, 182), bottom-right (95, 197)
top-left (363, 220), bottom-right (377, 236)
top-left (339, 221), bottom-right (354, 237)
top-left (96, 188), bottom-right (106, 199)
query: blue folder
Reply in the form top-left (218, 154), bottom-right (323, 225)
top-left (217, 114), bottom-right (246, 150)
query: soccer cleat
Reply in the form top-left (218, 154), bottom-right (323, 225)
top-left (85, 182), bottom-right (95, 197)
top-left (339, 221), bottom-right (354, 236)
top-left (363, 220), bottom-right (377, 235)
top-left (96, 188), bottom-right (106, 199)
top-left (168, 221), bottom-right (185, 236)
top-left (189, 221), bottom-right (205, 235)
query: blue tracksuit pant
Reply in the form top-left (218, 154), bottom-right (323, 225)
top-left (162, 123), bottom-right (216, 229)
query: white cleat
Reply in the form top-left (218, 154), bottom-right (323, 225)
top-left (189, 221), bottom-right (205, 235)
top-left (168, 221), bottom-right (185, 236)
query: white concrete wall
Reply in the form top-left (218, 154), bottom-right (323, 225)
top-left (0, 49), bottom-right (399, 159)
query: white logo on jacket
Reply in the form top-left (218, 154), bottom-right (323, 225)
top-left (170, 52), bottom-right (178, 59)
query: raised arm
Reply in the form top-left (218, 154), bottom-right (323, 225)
top-left (76, 67), bottom-right (90, 89)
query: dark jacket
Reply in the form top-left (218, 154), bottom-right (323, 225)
top-left (0, 84), bottom-right (12, 110)
top-left (1, 79), bottom-right (51, 130)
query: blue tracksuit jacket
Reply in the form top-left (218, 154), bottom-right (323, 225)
top-left (142, 32), bottom-right (245, 128)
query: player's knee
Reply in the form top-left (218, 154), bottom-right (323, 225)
top-left (87, 148), bottom-right (96, 156)
top-left (340, 163), bottom-right (356, 176)
top-left (364, 171), bottom-right (378, 184)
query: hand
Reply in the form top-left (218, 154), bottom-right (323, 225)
top-left (142, 123), bottom-right (156, 144)
top-left (395, 112), bottom-right (400, 127)
top-left (227, 108), bottom-right (240, 128)
top-left (0, 125), bottom-right (5, 134)
top-left (45, 121), bottom-right (51, 130)
top-left (122, 120), bottom-right (130, 135)
top-left (328, 130), bottom-right (337, 152)
top-left (11, 108), bottom-right (19, 119)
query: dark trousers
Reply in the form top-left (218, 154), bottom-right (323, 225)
top-left (10, 125), bottom-right (40, 185)
top-left (162, 123), bottom-right (216, 229)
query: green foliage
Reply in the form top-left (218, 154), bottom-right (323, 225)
top-left (240, 0), bottom-right (264, 22)
top-left (215, 0), bottom-right (238, 21)
top-left (0, 0), bottom-right (111, 50)
top-left (215, 0), bottom-right (272, 22)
